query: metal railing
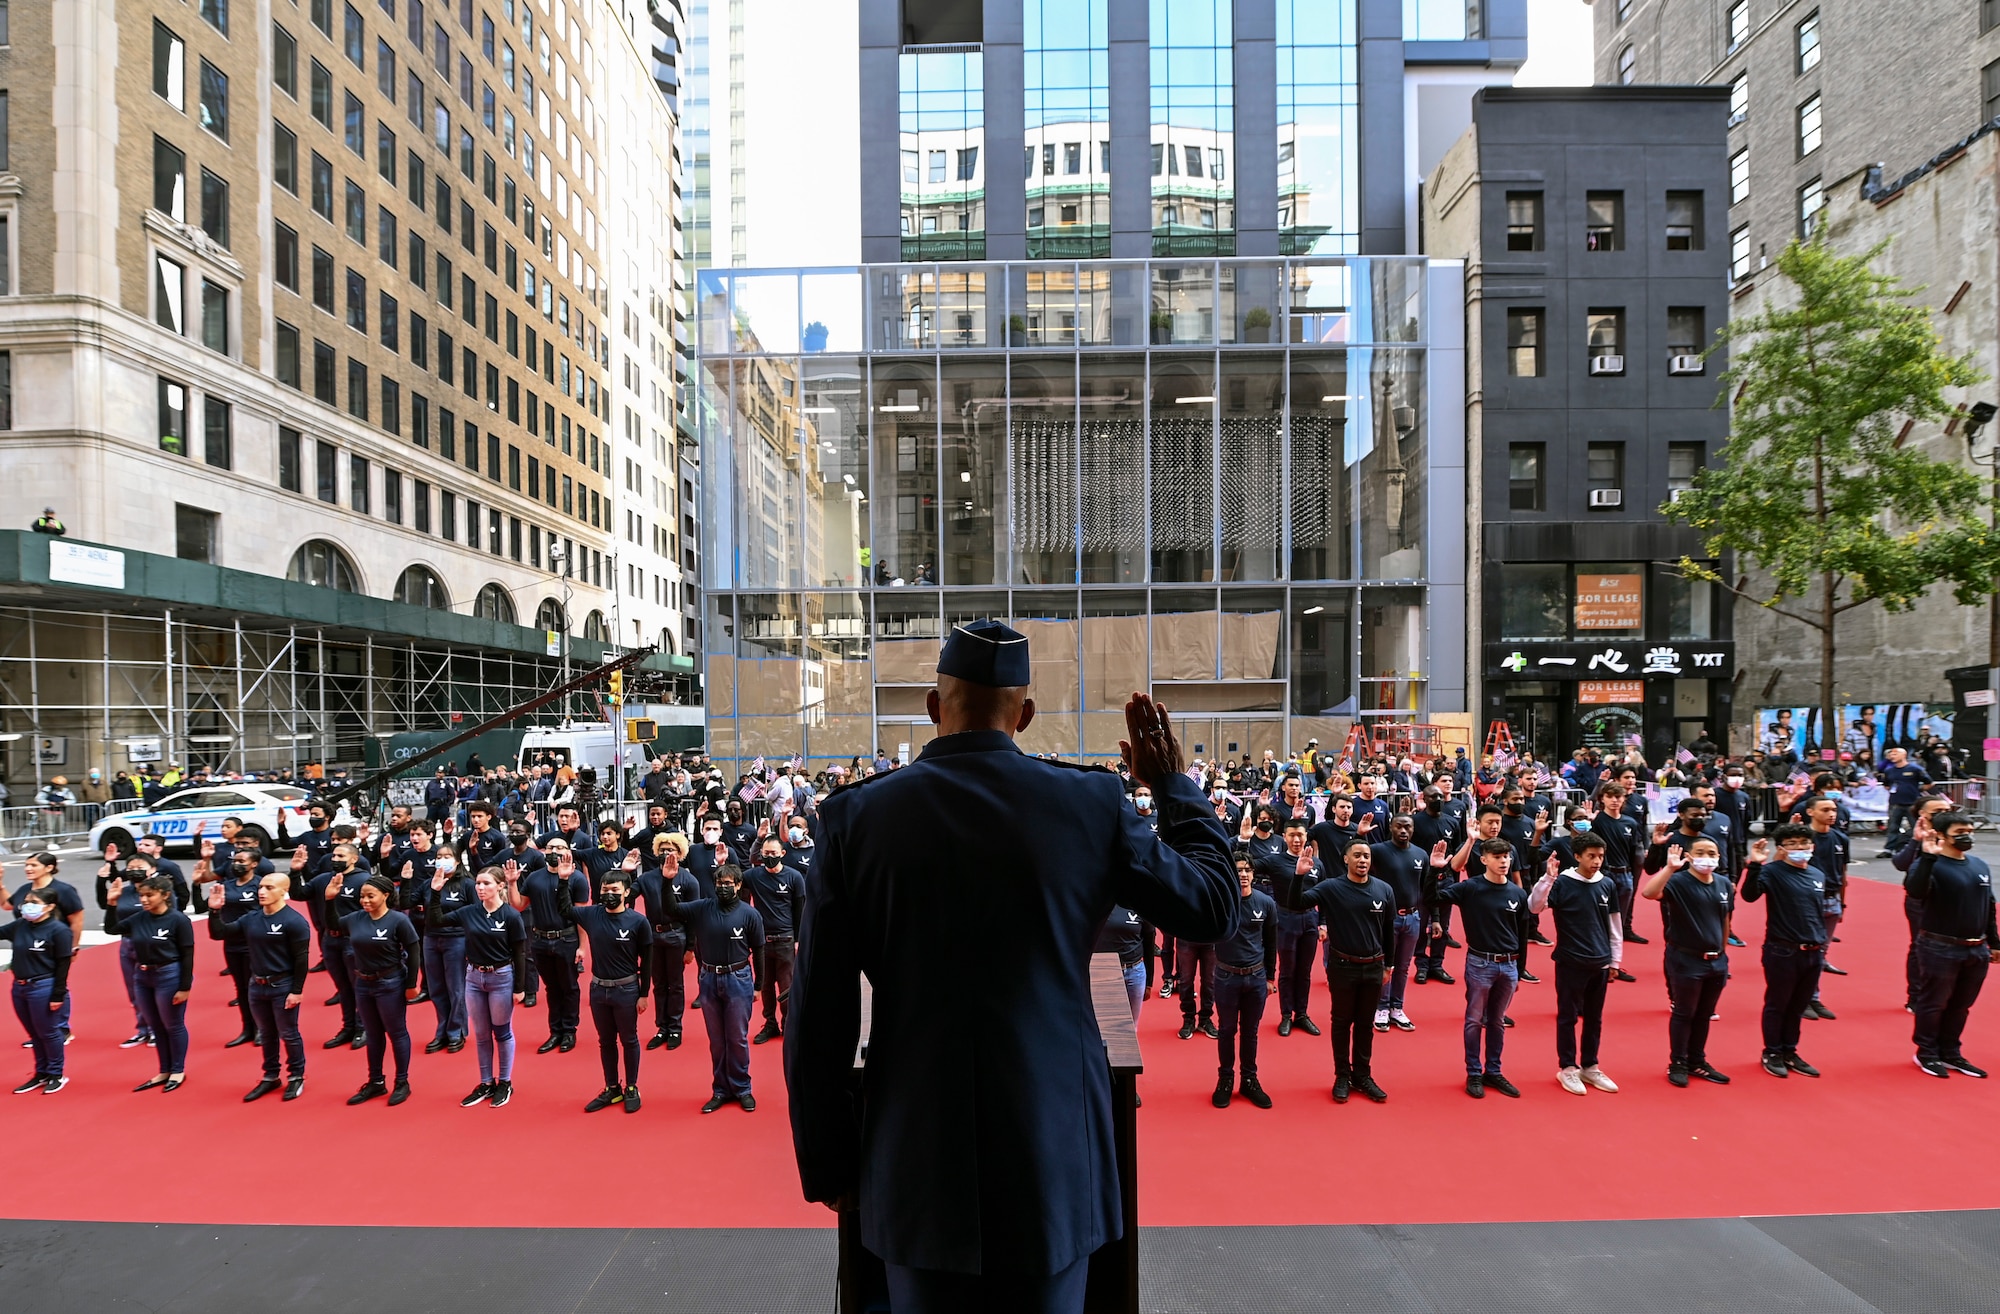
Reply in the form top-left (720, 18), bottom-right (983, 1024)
top-left (0, 799), bottom-right (146, 853)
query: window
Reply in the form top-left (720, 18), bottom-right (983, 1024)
top-left (157, 378), bottom-right (188, 456)
top-left (1665, 191), bottom-right (1703, 249)
top-left (202, 395), bottom-right (231, 468)
top-left (349, 456), bottom-right (371, 513)
top-left (311, 0), bottom-right (333, 35)
top-left (1796, 10), bottom-right (1820, 73)
top-left (956, 147), bottom-right (978, 181)
top-left (153, 137), bottom-right (185, 220)
top-left (313, 340), bottom-right (337, 405)
top-left (344, 92), bottom-right (365, 154)
top-left (154, 22), bottom-right (186, 110)
top-left (311, 246), bottom-right (334, 310)
top-left (201, 280), bottom-right (229, 354)
top-left (1586, 308), bottom-right (1625, 371)
top-left (276, 322), bottom-right (301, 388)
top-left (348, 360), bottom-right (370, 420)
top-left (279, 426), bottom-right (303, 492)
top-left (199, 60), bottom-right (229, 140)
top-left (1727, 1), bottom-right (1748, 51)
top-left (1616, 0), bottom-right (1632, 21)
top-left (344, 2), bottom-right (367, 66)
top-left (383, 469), bottom-right (403, 524)
top-left (311, 61), bottom-right (334, 127)
top-left (927, 150), bottom-right (945, 184)
top-left (1499, 564), bottom-right (1568, 638)
top-left (1616, 44), bottom-right (1635, 84)
top-left (411, 311), bottom-right (429, 365)
top-left (154, 254), bottom-right (185, 333)
top-left (1729, 225), bottom-right (1751, 281)
top-left (1799, 176), bottom-right (1825, 236)
top-left (345, 181), bottom-right (366, 242)
top-left (1504, 192), bottom-right (1542, 251)
top-left (1508, 444), bottom-right (1544, 512)
top-left (1988, 0), bottom-right (2000, 34)
top-left (1729, 148), bottom-right (1749, 204)
top-left (315, 440), bottom-right (338, 502)
top-left (1797, 94), bottom-right (1821, 156)
top-left (378, 122), bottom-right (397, 179)
top-left (378, 39), bottom-right (397, 98)
top-left (309, 153), bottom-right (334, 220)
top-left (346, 268), bottom-right (367, 330)
top-left (379, 290), bottom-right (399, 348)
top-left (201, 0), bottom-right (229, 34)
top-left (1667, 443), bottom-right (1704, 497)
top-left (412, 393), bottom-right (430, 445)
top-left (1728, 72), bottom-right (1747, 126)
top-left (1587, 443), bottom-right (1625, 498)
top-left (1585, 192), bottom-right (1623, 251)
top-left (378, 207), bottom-right (398, 266)
top-left (175, 505), bottom-right (218, 564)
top-left (274, 122), bottom-right (298, 191)
top-left (1987, 58), bottom-right (2000, 125)
top-left (200, 170), bottom-right (230, 247)
top-left (413, 482), bottom-right (431, 534)
top-left (1505, 308), bottom-right (1544, 377)
top-left (1666, 306), bottom-right (1705, 362)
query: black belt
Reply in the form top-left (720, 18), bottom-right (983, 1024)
top-left (357, 971), bottom-right (402, 982)
top-left (1329, 949), bottom-right (1386, 964)
top-left (534, 928), bottom-right (577, 940)
top-left (135, 962), bottom-right (176, 972)
top-left (1920, 930), bottom-right (1989, 947)
top-left (1118, 955), bottom-right (1143, 970)
top-left (1466, 949), bottom-right (1516, 963)
top-left (1669, 946), bottom-right (1725, 960)
top-left (700, 961), bottom-right (751, 974)
top-left (469, 963), bottom-right (510, 973)
top-left (1776, 942), bottom-right (1826, 953)
top-left (13, 974), bottom-right (50, 984)
top-left (251, 975), bottom-right (292, 986)
top-left (1215, 962), bottom-right (1264, 976)
top-left (592, 973), bottom-right (638, 989)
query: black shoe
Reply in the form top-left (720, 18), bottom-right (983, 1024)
top-left (1528, 932), bottom-right (1553, 946)
top-left (1294, 1014), bottom-right (1321, 1037)
top-left (426, 1037), bottom-right (447, 1054)
top-left (1465, 1076), bottom-right (1484, 1099)
top-left (1160, 977), bottom-right (1176, 998)
top-left (448, 1037), bottom-right (467, 1053)
top-left (350, 1034), bottom-right (366, 1050)
top-left (1942, 1056), bottom-right (1989, 1078)
top-left (1822, 963), bottom-right (1847, 976)
top-left (1668, 1063), bottom-right (1691, 1088)
top-left (1431, 968), bottom-right (1455, 985)
top-left (1785, 1052), bottom-right (1821, 1078)
top-left (489, 1080), bottom-right (513, 1107)
top-left (1199, 1019), bottom-right (1219, 1039)
top-left (1502, 1015), bottom-right (1515, 1028)
top-left (389, 1080), bottom-right (412, 1106)
top-left (739, 1093), bottom-right (757, 1112)
top-left (120, 1033), bottom-right (149, 1049)
top-left (1239, 1077), bottom-right (1272, 1109)
top-left (323, 1028), bottom-right (356, 1050)
top-left (282, 1076), bottom-right (306, 1101)
top-left (1212, 1076), bottom-right (1233, 1109)
top-left (1178, 1019), bottom-right (1196, 1040)
top-left (1414, 967), bottom-right (1429, 985)
top-left (1444, 935), bottom-right (1463, 949)
top-left (1613, 969), bottom-right (1637, 983)
top-left (162, 1076), bottom-right (185, 1093)
top-left (702, 1094), bottom-right (730, 1113)
top-left (1692, 1063), bottom-right (1731, 1085)
top-left (1624, 933), bottom-right (1650, 944)
top-left (1761, 1051), bottom-right (1790, 1078)
top-left (1484, 1074), bottom-right (1520, 1098)
top-left (752, 1022), bottom-right (782, 1045)
top-left (1333, 1077), bottom-right (1350, 1103)
top-left (1355, 1075), bottom-right (1388, 1103)
top-left (585, 1086), bottom-right (625, 1113)
top-left (1811, 1000), bottom-right (1838, 1020)
top-left (1916, 1054), bottom-right (1952, 1078)
top-left (538, 1035), bottom-right (561, 1054)
top-left (557, 1033), bottom-right (575, 1053)
top-left (324, 994), bottom-right (342, 1007)
top-left (225, 998), bottom-right (239, 1009)
top-left (12, 1073), bottom-right (46, 1095)
top-left (1727, 935), bottom-right (1746, 947)
top-left (647, 1031), bottom-right (670, 1050)
top-left (347, 1081), bottom-right (387, 1106)
top-left (1518, 969), bottom-right (1540, 984)
top-left (243, 1078), bottom-right (281, 1102)
top-left (1277, 1015), bottom-right (1292, 1037)
top-left (411, 991), bottom-right (430, 1005)
top-left (460, 1082), bottom-right (494, 1108)
top-left (665, 1030), bottom-right (683, 1050)
top-left (133, 1074), bottom-right (171, 1092)
top-left (623, 1086), bottom-right (643, 1113)
top-left (311, 959), bottom-right (328, 973)
top-left (225, 1031), bottom-right (257, 1049)
top-left (522, 993), bottom-right (539, 1008)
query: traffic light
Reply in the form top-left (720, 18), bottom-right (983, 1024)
top-left (608, 669), bottom-right (624, 704)
top-left (626, 718), bottom-right (657, 743)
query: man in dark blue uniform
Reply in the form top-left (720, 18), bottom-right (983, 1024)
top-left (786, 622), bottom-right (1237, 1314)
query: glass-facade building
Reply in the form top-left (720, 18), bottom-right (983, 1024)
top-left (697, 258), bottom-right (1465, 769)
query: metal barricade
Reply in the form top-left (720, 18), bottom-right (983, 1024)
top-left (0, 799), bottom-right (145, 853)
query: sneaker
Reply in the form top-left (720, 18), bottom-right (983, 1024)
top-left (1353, 1075), bottom-right (1388, 1103)
top-left (1942, 1056), bottom-right (1988, 1078)
top-left (1691, 1063), bottom-right (1731, 1085)
top-left (1178, 1019), bottom-right (1196, 1040)
top-left (1160, 977), bottom-right (1177, 998)
top-left (1812, 1000), bottom-right (1837, 1021)
top-left (1528, 931), bottom-right (1553, 946)
top-left (1557, 1066), bottom-right (1587, 1095)
top-left (1624, 933), bottom-right (1650, 945)
top-left (752, 1022), bottom-right (782, 1045)
top-left (119, 1033), bottom-right (149, 1049)
top-left (1784, 1052), bottom-right (1822, 1078)
top-left (1484, 1074), bottom-right (1520, 1098)
top-left (585, 1086), bottom-right (625, 1113)
top-left (41, 1076), bottom-right (68, 1095)
top-left (459, 1083), bottom-right (493, 1108)
top-left (14, 1074), bottom-right (47, 1095)
top-left (1580, 1066), bottom-right (1619, 1093)
top-left (738, 1093), bottom-right (757, 1112)
top-left (646, 1032), bottom-right (671, 1051)
top-left (1613, 969), bottom-right (1637, 983)
top-left (1238, 1077), bottom-right (1272, 1109)
top-left (1727, 935), bottom-right (1746, 947)
top-left (1668, 1063), bottom-right (1691, 1088)
top-left (1915, 1054), bottom-right (1951, 1079)
top-left (1518, 968), bottom-right (1540, 984)
top-left (489, 1080), bottom-right (513, 1108)
top-left (1413, 967), bottom-right (1429, 985)
top-left (1761, 1051), bottom-right (1790, 1078)
top-left (1373, 1007), bottom-right (1391, 1032)
top-left (1212, 1076), bottom-right (1233, 1109)
top-left (347, 1081), bottom-right (388, 1105)
top-left (1199, 1019), bottom-right (1219, 1039)
top-left (1465, 1075), bottom-right (1484, 1099)
top-left (1332, 1076), bottom-right (1350, 1103)
top-left (388, 1080), bottom-right (412, 1106)
top-left (1389, 1009), bottom-right (1415, 1032)
top-left (623, 1085), bottom-right (643, 1113)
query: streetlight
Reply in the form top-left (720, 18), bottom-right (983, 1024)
top-left (1966, 401), bottom-right (1999, 819)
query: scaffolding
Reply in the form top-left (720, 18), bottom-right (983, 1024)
top-left (0, 604), bottom-right (693, 795)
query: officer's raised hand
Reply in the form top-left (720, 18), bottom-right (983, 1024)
top-left (1119, 691), bottom-right (1184, 786)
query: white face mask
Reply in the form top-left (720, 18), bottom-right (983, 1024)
top-left (1783, 848), bottom-right (1812, 866)
top-left (19, 902), bottom-right (50, 922)
top-left (1690, 857), bottom-right (1718, 874)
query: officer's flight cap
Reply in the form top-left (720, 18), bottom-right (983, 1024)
top-left (937, 619), bottom-right (1031, 688)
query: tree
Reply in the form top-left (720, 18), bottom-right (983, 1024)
top-left (1665, 233), bottom-right (2000, 756)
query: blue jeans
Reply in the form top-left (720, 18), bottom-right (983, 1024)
top-left (589, 978), bottom-right (642, 1089)
top-left (355, 973), bottom-right (413, 1084)
top-left (1461, 955), bottom-right (1517, 1077)
top-left (1212, 966), bottom-right (1268, 1080)
top-left (119, 938), bottom-right (150, 1037)
top-left (1379, 910), bottom-right (1423, 1010)
top-left (11, 976), bottom-right (61, 1078)
top-left (1275, 907), bottom-right (1319, 1018)
top-left (1121, 961), bottom-right (1146, 1021)
top-left (423, 933), bottom-right (468, 1042)
top-left (884, 1253), bottom-right (1089, 1314)
top-left (247, 978), bottom-right (305, 1081)
top-left (133, 962), bottom-right (188, 1076)
top-left (465, 965), bottom-right (517, 1083)
top-left (697, 964), bottom-right (754, 1097)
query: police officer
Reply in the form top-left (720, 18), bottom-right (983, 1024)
top-left (1429, 837), bottom-right (1533, 1099)
top-left (786, 622), bottom-right (1236, 1314)
top-left (1528, 834), bottom-right (1622, 1095)
top-left (339, 873), bottom-right (421, 1105)
top-left (1369, 814), bottom-right (1428, 1034)
top-left (552, 853), bottom-right (652, 1112)
top-left (1641, 835), bottom-right (1733, 1087)
top-left (1742, 827), bottom-right (1831, 1079)
top-left (636, 834), bottom-right (698, 1050)
top-left (744, 836), bottom-right (804, 1044)
top-left (209, 872), bottom-right (312, 1102)
top-left (1906, 812), bottom-right (1997, 1078)
top-left (1211, 854), bottom-right (1279, 1110)
top-left (1300, 839), bottom-right (1395, 1103)
top-left (662, 862), bottom-right (766, 1112)
top-left (1254, 817), bottom-right (1322, 1039)
top-left (506, 838), bottom-right (587, 1053)
top-left (103, 870), bottom-right (195, 1092)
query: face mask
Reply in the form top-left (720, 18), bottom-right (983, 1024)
top-left (19, 903), bottom-right (49, 922)
top-left (332, 858), bottom-right (352, 873)
top-left (601, 890), bottom-right (624, 910)
top-left (704, 831), bottom-right (722, 845)
top-left (1725, 776), bottom-right (1743, 788)
top-left (1571, 819), bottom-right (1591, 833)
top-left (763, 856), bottom-right (783, 869)
top-left (1254, 821), bottom-right (1272, 832)
top-left (1426, 798), bottom-right (1442, 812)
top-left (1505, 803), bottom-right (1523, 814)
top-left (788, 827), bottom-right (806, 843)
top-left (1783, 848), bottom-right (1812, 866)
top-left (1690, 857), bottom-right (1718, 874)
top-left (1135, 797), bottom-right (1153, 813)
top-left (437, 856), bottom-right (456, 873)
top-left (1951, 834), bottom-right (1976, 852)
top-left (715, 884), bottom-right (740, 909)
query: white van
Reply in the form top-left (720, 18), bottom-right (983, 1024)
top-left (517, 724), bottom-right (620, 778)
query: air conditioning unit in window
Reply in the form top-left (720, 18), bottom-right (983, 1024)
top-left (1669, 354), bottom-right (1705, 375)
top-left (1588, 488), bottom-right (1624, 508)
top-left (1667, 486), bottom-right (1692, 503)
top-left (1588, 355), bottom-right (1626, 376)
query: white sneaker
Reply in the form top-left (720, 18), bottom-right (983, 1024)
top-left (1389, 1008), bottom-right (1415, 1031)
top-left (1372, 1007), bottom-right (1390, 1032)
top-left (1557, 1066), bottom-right (1587, 1095)
top-left (1581, 1065), bottom-right (1619, 1093)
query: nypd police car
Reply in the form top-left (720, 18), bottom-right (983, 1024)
top-left (89, 784), bottom-right (355, 857)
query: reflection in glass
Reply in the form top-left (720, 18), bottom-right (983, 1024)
top-left (1277, 0), bottom-right (1358, 256)
top-left (1019, 263), bottom-right (1080, 347)
top-left (1287, 261), bottom-right (1351, 345)
top-left (698, 269), bottom-right (730, 357)
top-left (1079, 355), bottom-right (1146, 582)
top-left (1150, 0), bottom-right (1235, 256)
top-left (1498, 564), bottom-right (1569, 639)
top-left (803, 357), bottom-right (869, 587)
top-left (1222, 262), bottom-right (1282, 344)
top-left (698, 356), bottom-right (738, 591)
top-left (1290, 589), bottom-right (1353, 737)
top-left (871, 359), bottom-right (939, 585)
top-left (705, 595), bottom-right (737, 717)
top-left (1288, 352), bottom-right (1351, 580)
top-left (738, 596), bottom-right (805, 733)
top-left (801, 271), bottom-right (865, 355)
top-left (1661, 567), bottom-right (1716, 640)
top-left (932, 266), bottom-right (996, 349)
top-left (1025, 0), bottom-right (1110, 259)
top-left (1010, 355), bottom-right (1077, 584)
top-left (941, 359), bottom-right (1009, 585)
top-left (1150, 354), bottom-right (1215, 582)
top-left (1083, 590), bottom-right (1148, 757)
top-left (1404, 0), bottom-right (1480, 41)
top-left (1359, 349), bottom-right (1425, 580)
top-left (872, 593), bottom-right (943, 686)
top-left (807, 592), bottom-right (874, 764)
top-left (1151, 263), bottom-right (1216, 345)
top-left (900, 49), bottom-right (984, 261)
top-left (730, 272), bottom-right (799, 355)
top-left (1219, 354), bottom-right (1282, 582)
top-left (1362, 586), bottom-right (1425, 717)
top-left (730, 355), bottom-right (806, 589)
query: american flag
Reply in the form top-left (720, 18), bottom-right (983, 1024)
top-left (1675, 746), bottom-right (1696, 764)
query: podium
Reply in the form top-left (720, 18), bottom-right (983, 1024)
top-left (837, 953), bottom-right (1144, 1313)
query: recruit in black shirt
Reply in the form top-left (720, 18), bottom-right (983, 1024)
top-left (1214, 889), bottom-right (1280, 973)
top-left (1907, 853), bottom-right (2000, 946)
top-left (431, 899), bottom-right (529, 972)
top-left (107, 905), bottom-right (197, 979)
top-left (0, 918), bottom-right (74, 993)
top-left (1431, 876), bottom-right (1533, 957)
top-left (339, 908), bottom-right (421, 979)
top-left (1368, 841), bottom-right (1426, 913)
top-left (666, 889), bottom-right (768, 968)
top-left (1094, 906), bottom-right (1156, 968)
top-left (1535, 872), bottom-right (1617, 967)
top-left (1740, 859), bottom-right (1829, 946)
top-left (221, 906), bottom-right (314, 982)
top-left (1300, 874), bottom-right (1396, 961)
top-left (1658, 870), bottom-right (1733, 957)
top-left (560, 894), bottom-right (654, 988)
top-left (740, 860), bottom-right (804, 939)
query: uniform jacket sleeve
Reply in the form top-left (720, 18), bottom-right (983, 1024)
top-left (1108, 772), bottom-right (1239, 945)
top-left (785, 799), bottom-right (863, 1206)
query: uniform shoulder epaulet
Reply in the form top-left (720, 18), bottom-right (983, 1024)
top-left (1038, 758), bottom-right (1116, 775)
top-left (824, 771), bottom-right (897, 802)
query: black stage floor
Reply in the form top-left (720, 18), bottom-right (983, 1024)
top-left (3, 1212), bottom-right (1996, 1312)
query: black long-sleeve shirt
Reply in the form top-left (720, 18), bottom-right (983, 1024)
top-left (1431, 876), bottom-right (1533, 957)
top-left (1251, 848), bottom-right (1322, 912)
top-left (1907, 854), bottom-right (2000, 948)
top-left (1300, 874), bottom-right (1396, 961)
top-left (339, 909), bottom-right (421, 979)
top-left (558, 889), bottom-right (654, 990)
top-left (1214, 889), bottom-right (1280, 973)
top-left (515, 867), bottom-right (590, 933)
top-left (105, 905), bottom-right (197, 982)
top-left (431, 899), bottom-right (529, 973)
top-left (660, 885), bottom-right (767, 969)
top-left (634, 867), bottom-right (700, 936)
top-left (0, 919), bottom-right (73, 997)
top-left (1740, 859), bottom-right (1831, 946)
top-left (219, 905), bottom-right (314, 982)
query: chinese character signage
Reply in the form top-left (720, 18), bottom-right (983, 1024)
top-left (1574, 574), bottom-right (1643, 631)
top-left (1487, 641), bottom-right (1733, 681)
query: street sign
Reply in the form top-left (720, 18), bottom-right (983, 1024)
top-left (1969, 689), bottom-right (1996, 707)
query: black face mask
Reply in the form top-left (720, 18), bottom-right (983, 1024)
top-left (309, 816), bottom-right (328, 829)
top-left (601, 890), bottom-right (624, 910)
top-left (715, 884), bottom-right (740, 908)
top-left (331, 858), bottom-right (352, 873)
top-left (1951, 834), bottom-right (1976, 852)
top-left (1426, 799), bottom-right (1442, 813)
top-left (763, 857), bottom-right (783, 869)
top-left (1504, 803), bottom-right (1523, 815)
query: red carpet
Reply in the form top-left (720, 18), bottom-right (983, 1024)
top-left (5, 871), bottom-right (1996, 1229)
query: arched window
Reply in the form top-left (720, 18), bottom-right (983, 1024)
top-left (535, 598), bottom-right (567, 632)
top-left (658, 626), bottom-right (678, 655)
top-left (287, 540), bottom-right (359, 592)
top-left (474, 583), bottom-right (517, 623)
top-left (1617, 44), bottom-right (1636, 85)
top-left (582, 610), bottom-right (609, 641)
top-left (393, 565), bottom-right (451, 610)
